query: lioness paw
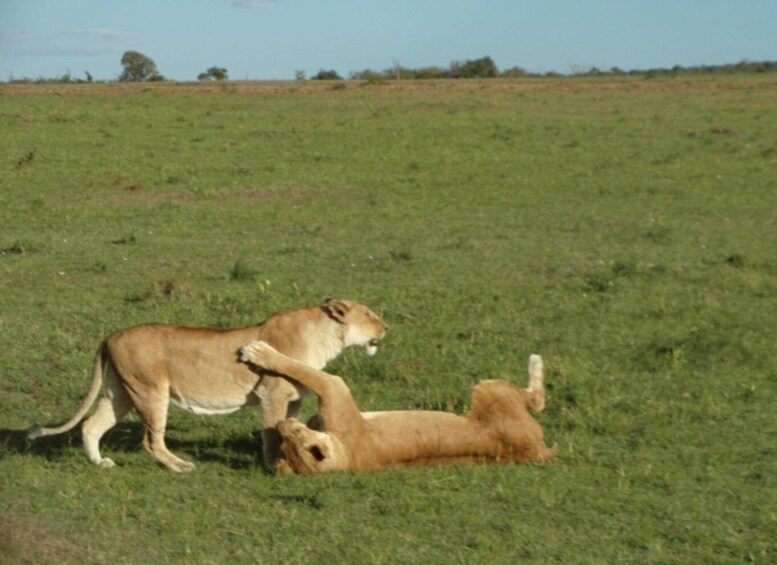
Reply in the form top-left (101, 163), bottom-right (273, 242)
top-left (239, 342), bottom-right (261, 363)
top-left (173, 460), bottom-right (196, 473)
top-left (240, 340), bottom-right (278, 367)
top-left (98, 457), bottom-right (116, 469)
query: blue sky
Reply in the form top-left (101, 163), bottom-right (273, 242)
top-left (1, 0), bottom-right (775, 81)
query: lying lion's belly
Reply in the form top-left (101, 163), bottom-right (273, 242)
top-left (360, 411), bottom-right (400, 420)
top-left (169, 389), bottom-right (260, 416)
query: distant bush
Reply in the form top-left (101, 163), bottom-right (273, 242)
top-left (449, 56), bottom-right (498, 79)
top-left (345, 57), bottom-right (777, 83)
top-left (349, 69), bottom-right (384, 82)
top-left (501, 66), bottom-right (528, 78)
top-left (311, 69), bottom-right (343, 80)
top-left (5, 56), bottom-right (777, 85)
top-left (197, 66), bottom-right (228, 81)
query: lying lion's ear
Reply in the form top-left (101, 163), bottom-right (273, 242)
top-left (322, 298), bottom-right (350, 322)
top-left (309, 444), bottom-right (327, 462)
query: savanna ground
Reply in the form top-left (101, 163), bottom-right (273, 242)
top-left (1, 75), bottom-right (775, 563)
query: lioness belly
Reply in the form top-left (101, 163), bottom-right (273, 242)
top-left (169, 389), bottom-right (260, 416)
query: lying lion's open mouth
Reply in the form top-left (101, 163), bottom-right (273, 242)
top-left (369, 339), bottom-right (380, 347)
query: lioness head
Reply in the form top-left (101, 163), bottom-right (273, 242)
top-left (321, 298), bottom-right (387, 356)
top-left (277, 418), bottom-right (349, 474)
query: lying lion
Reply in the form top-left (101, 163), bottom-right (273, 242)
top-left (240, 341), bottom-right (555, 474)
top-left (27, 298), bottom-right (387, 472)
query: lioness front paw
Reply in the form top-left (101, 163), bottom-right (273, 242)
top-left (239, 341), bottom-right (262, 363)
top-left (240, 340), bottom-right (278, 368)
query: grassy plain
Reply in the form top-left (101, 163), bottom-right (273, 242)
top-left (1, 75), bottom-right (775, 563)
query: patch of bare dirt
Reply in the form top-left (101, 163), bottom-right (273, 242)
top-left (0, 514), bottom-right (86, 565)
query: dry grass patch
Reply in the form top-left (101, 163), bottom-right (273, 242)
top-left (0, 514), bottom-right (89, 565)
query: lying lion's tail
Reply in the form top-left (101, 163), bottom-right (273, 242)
top-left (526, 354), bottom-right (545, 412)
top-left (27, 343), bottom-right (108, 440)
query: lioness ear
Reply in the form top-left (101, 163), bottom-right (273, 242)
top-left (309, 444), bottom-right (327, 462)
top-left (322, 298), bottom-right (350, 322)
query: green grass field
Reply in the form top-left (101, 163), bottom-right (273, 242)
top-left (1, 75), bottom-right (775, 563)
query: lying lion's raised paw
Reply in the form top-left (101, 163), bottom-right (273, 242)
top-left (238, 342), bottom-right (259, 363)
top-left (240, 341), bottom-right (279, 369)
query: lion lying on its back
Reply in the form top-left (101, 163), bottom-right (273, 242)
top-left (28, 298), bottom-right (387, 472)
top-left (240, 341), bottom-right (554, 474)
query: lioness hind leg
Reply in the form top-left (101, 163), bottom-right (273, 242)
top-left (142, 428), bottom-right (196, 473)
top-left (526, 355), bottom-right (545, 412)
top-left (82, 365), bottom-right (132, 468)
top-left (132, 386), bottom-right (196, 473)
top-left (82, 397), bottom-right (131, 468)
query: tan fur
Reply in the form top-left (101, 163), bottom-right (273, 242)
top-left (240, 341), bottom-right (555, 474)
top-left (27, 299), bottom-right (387, 472)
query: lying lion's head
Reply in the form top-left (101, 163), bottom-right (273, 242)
top-left (277, 418), bottom-right (349, 474)
top-left (322, 298), bottom-right (387, 356)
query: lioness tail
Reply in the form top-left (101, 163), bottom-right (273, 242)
top-left (27, 343), bottom-right (107, 440)
top-left (526, 354), bottom-right (545, 412)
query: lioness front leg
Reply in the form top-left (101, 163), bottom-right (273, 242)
top-left (260, 391), bottom-right (295, 472)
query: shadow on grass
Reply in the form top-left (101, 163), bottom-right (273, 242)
top-left (0, 424), bottom-right (266, 471)
top-left (167, 429), bottom-right (266, 471)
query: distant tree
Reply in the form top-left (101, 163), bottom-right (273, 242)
top-left (119, 51), bottom-right (164, 82)
top-left (311, 69), bottom-right (342, 80)
top-left (294, 70), bottom-right (306, 80)
top-left (411, 66), bottom-right (447, 79)
top-left (349, 69), bottom-right (383, 81)
top-left (449, 56), bottom-right (498, 78)
top-left (500, 65), bottom-right (527, 78)
top-left (197, 66), bottom-right (228, 81)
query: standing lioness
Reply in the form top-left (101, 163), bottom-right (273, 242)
top-left (27, 298), bottom-right (387, 472)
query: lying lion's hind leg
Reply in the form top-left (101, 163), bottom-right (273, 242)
top-left (133, 387), bottom-right (196, 473)
top-left (526, 354), bottom-right (545, 412)
top-left (81, 365), bottom-right (132, 468)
